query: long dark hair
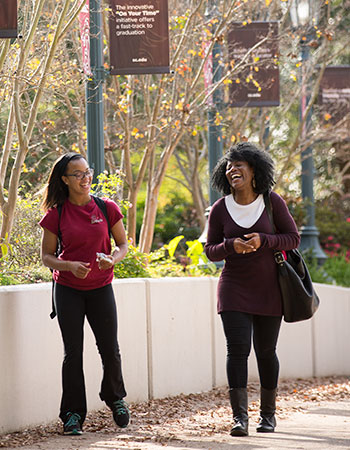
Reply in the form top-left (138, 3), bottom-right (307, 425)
top-left (42, 153), bottom-right (85, 211)
top-left (211, 142), bottom-right (275, 195)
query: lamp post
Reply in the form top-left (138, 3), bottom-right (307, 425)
top-left (205, 0), bottom-right (223, 206)
top-left (198, 0), bottom-right (224, 245)
top-left (290, 0), bottom-right (326, 263)
top-left (87, 0), bottom-right (105, 178)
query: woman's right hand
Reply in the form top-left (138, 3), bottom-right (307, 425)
top-left (67, 261), bottom-right (91, 279)
top-left (233, 238), bottom-right (256, 255)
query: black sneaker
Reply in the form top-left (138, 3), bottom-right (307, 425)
top-left (111, 399), bottom-right (130, 428)
top-left (63, 412), bottom-right (83, 435)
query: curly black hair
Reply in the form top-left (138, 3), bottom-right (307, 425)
top-left (211, 142), bottom-right (275, 196)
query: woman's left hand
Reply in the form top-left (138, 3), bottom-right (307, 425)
top-left (96, 253), bottom-right (114, 270)
top-left (243, 233), bottom-right (261, 251)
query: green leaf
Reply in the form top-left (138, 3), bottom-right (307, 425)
top-left (1, 243), bottom-right (8, 258)
top-left (165, 235), bottom-right (184, 258)
top-left (186, 240), bottom-right (204, 265)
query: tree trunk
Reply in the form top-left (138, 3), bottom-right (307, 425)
top-left (138, 182), bottom-right (159, 254)
top-left (139, 130), bottom-right (184, 253)
top-left (191, 174), bottom-right (206, 230)
top-left (1, 146), bottom-right (28, 241)
top-left (126, 188), bottom-right (138, 244)
top-left (0, 0), bottom-right (76, 245)
top-left (0, 102), bottom-right (15, 186)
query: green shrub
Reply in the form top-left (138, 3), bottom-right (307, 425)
top-left (91, 171), bottom-right (131, 213)
top-left (113, 244), bottom-right (149, 279)
top-left (10, 192), bottom-right (43, 266)
top-left (322, 255), bottom-right (350, 287)
top-left (148, 236), bottom-right (218, 278)
top-left (0, 269), bottom-right (19, 286)
top-left (305, 256), bottom-right (334, 285)
top-left (113, 236), bottom-right (219, 279)
top-left (136, 193), bottom-right (201, 249)
top-left (305, 252), bottom-right (350, 288)
top-left (286, 197), bottom-right (350, 259)
top-left (315, 201), bottom-right (350, 257)
top-left (0, 261), bottom-right (52, 285)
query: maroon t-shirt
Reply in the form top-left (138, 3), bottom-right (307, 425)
top-left (39, 197), bottom-right (123, 290)
top-left (204, 192), bottom-right (300, 316)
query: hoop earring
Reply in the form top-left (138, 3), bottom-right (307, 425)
top-left (252, 178), bottom-right (256, 189)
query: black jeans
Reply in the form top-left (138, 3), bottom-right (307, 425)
top-left (221, 311), bottom-right (282, 390)
top-left (54, 283), bottom-right (127, 424)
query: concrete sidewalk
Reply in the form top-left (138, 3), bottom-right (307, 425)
top-left (7, 399), bottom-right (350, 450)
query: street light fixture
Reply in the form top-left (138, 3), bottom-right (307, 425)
top-left (290, 0), bottom-right (326, 263)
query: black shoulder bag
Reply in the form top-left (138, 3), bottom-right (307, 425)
top-left (50, 195), bottom-right (111, 319)
top-left (263, 193), bottom-right (320, 323)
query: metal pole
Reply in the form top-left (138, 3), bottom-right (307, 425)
top-left (206, 1), bottom-right (223, 206)
top-left (86, 0), bottom-right (105, 177)
top-left (198, 0), bottom-right (223, 247)
top-left (299, 42), bottom-right (326, 263)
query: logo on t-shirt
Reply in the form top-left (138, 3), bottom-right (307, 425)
top-left (91, 215), bottom-right (103, 224)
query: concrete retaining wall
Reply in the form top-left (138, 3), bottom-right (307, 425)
top-left (0, 279), bottom-right (349, 434)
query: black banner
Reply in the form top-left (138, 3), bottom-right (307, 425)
top-left (228, 22), bottom-right (279, 108)
top-left (319, 66), bottom-right (350, 124)
top-left (109, 0), bottom-right (169, 75)
top-left (0, 0), bottom-right (17, 38)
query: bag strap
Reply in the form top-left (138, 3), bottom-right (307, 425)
top-left (263, 192), bottom-right (276, 234)
top-left (263, 192), bottom-right (285, 266)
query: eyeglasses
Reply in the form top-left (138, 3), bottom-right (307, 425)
top-left (65, 168), bottom-right (94, 180)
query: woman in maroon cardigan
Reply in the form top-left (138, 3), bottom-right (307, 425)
top-left (205, 142), bottom-right (300, 437)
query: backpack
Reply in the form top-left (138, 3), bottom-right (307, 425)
top-left (50, 195), bottom-right (111, 319)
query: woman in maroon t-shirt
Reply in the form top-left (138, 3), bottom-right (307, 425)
top-left (40, 153), bottom-right (129, 435)
top-left (205, 142), bottom-right (300, 437)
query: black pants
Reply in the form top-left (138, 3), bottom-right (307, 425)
top-left (54, 283), bottom-right (127, 424)
top-left (221, 311), bottom-right (282, 390)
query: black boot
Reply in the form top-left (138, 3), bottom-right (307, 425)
top-left (256, 387), bottom-right (277, 433)
top-left (229, 388), bottom-right (249, 436)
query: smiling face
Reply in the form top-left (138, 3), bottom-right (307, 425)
top-left (61, 157), bottom-right (93, 199)
top-left (225, 159), bottom-right (255, 193)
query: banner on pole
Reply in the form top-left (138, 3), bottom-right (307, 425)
top-left (109, 0), bottom-right (170, 75)
top-left (228, 22), bottom-right (279, 108)
top-left (78, 0), bottom-right (92, 76)
top-left (319, 66), bottom-right (350, 124)
top-left (0, 0), bottom-right (17, 38)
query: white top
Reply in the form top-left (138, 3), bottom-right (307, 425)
top-left (224, 194), bottom-right (265, 228)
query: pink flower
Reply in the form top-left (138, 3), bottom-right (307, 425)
top-left (347, 218), bottom-right (350, 223)
top-left (327, 236), bottom-right (334, 241)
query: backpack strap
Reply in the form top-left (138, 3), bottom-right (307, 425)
top-left (50, 204), bottom-right (62, 319)
top-left (91, 195), bottom-right (111, 236)
top-left (56, 204), bottom-right (63, 256)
